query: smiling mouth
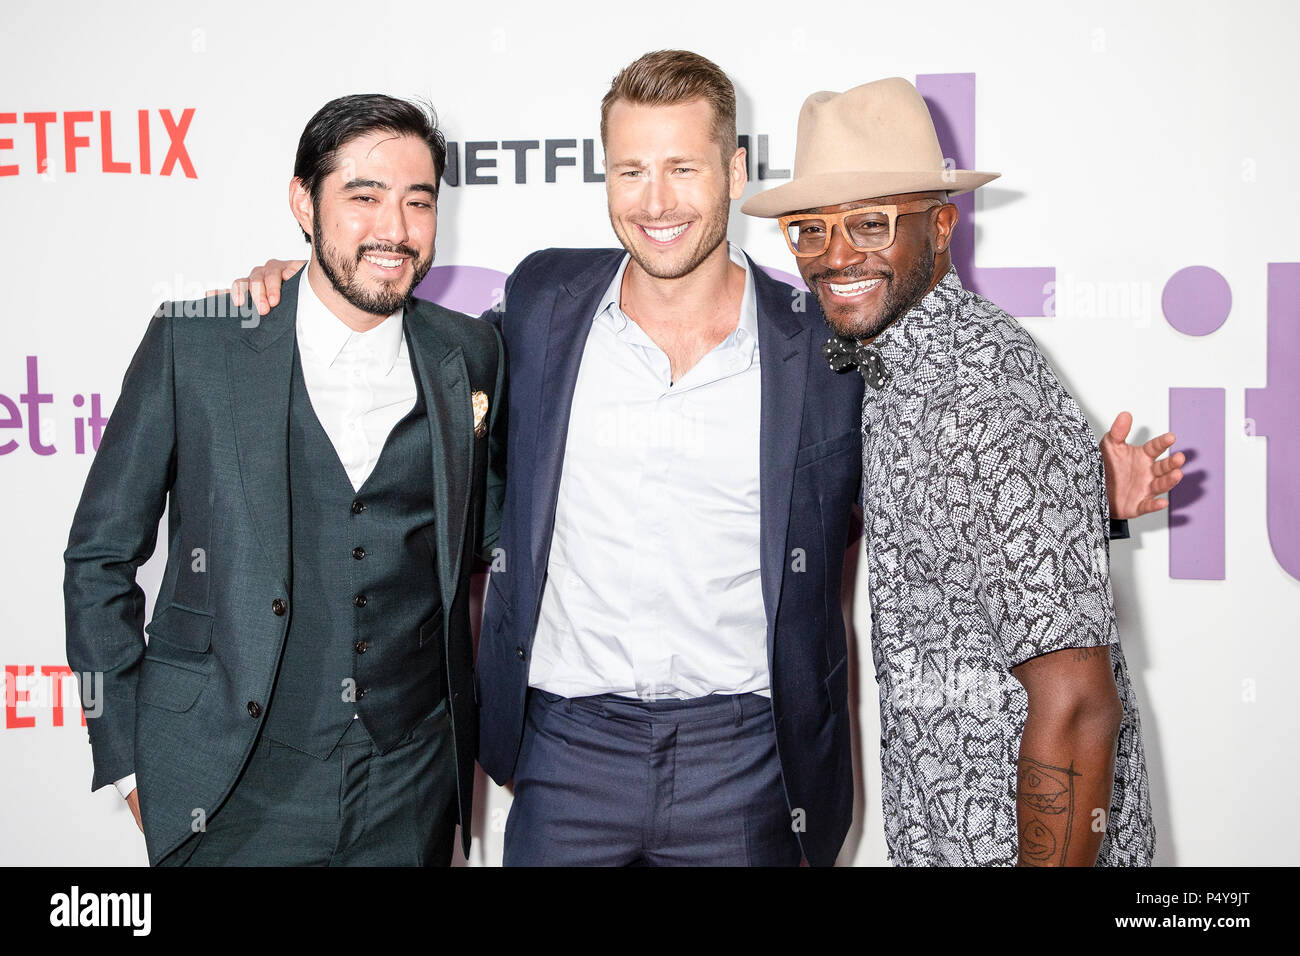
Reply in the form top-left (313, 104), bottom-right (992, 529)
top-left (361, 252), bottom-right (409, 272)
top-left (823, 277), bottom-right (884, 299)
top-left (638, 222), bottom-right (690, 245)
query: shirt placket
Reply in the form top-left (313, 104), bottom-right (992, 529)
top-left (338, 344), bottom-right (374, 487)
top-left (623, 333), bottom-right (676, 700)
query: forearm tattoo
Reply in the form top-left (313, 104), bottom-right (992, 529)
top-left (1016, 756), bottom-right (1079, 866)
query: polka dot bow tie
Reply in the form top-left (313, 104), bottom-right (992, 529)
top-left (822, 336), bottom-right (890, 389)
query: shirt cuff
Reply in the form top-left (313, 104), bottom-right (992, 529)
top-left (114, 774), bottom-right (137, 800)
top-left (1109, 518), bottom-right (1130, 541)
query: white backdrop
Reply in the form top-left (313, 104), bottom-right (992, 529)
top-left (2, 0), bottom-right (1296, 866)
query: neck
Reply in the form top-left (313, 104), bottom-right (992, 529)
top-left (306, 256), bottom-right (393, 333)
top-left (859, 250), bottom-right (952, 346)
top-left (924, 248), bottom-right (952, 297)
top-left (620, 239), bottom-right (741, 327)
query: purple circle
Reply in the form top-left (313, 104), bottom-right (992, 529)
top-left (759, 265), bottom-right (806, 291)
top-left (1162, 266), bottom-right (1231, 336)
top-left (760, 265), bottom-right (808, 292)
top-left (414, 265), bottom-right (509, 316)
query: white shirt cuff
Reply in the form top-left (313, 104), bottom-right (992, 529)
top-left (114, 774), bottom-right (137, 800)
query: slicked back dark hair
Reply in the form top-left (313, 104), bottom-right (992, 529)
top-left (293, 93), bottom-right (447, 242)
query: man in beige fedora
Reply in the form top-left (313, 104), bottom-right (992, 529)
top-left (744, 77), bottom-right (1176, 866)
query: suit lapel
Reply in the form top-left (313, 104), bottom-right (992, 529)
top-left (753, 255), bottom-right (811, 634)
top-left (529, 254), bottom-right (621, 579)
top-left (404, 305), bottom-right (472, 613)
top-left (228, 272), bottom-right (301, 595)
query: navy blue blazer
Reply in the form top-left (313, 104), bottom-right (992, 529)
top-left (477, 248), bottom-right (864, 866)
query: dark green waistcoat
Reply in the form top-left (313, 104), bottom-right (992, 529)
top-left (263, 331), bottom-right (444, 758)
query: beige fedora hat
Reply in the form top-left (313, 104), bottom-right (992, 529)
top-left (741, 77), bottom-right (1000, 218)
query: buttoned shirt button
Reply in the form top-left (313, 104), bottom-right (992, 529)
top-left (353, 594), bottom-right (368, 608)
top-left (351, 499), bottom-right (366, 515)
top-left (271, 598), bottom-right (287, 616)
top-left (354, 640), bottom-right (369, 654)
top-left (247, 701), bottom-right (262, 718)
top-left (516, 646), bottom-right (526, 661)
top-left (352, 546), bottom-right (367, 560)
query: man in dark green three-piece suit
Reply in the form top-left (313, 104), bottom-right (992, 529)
top-left (63, 94), bottom-right (507, 866)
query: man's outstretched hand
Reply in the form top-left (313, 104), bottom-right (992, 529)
top-left (226, 258), bottom-right (306, 316)
top-left (1102, 411), bottom-right (1185, 519)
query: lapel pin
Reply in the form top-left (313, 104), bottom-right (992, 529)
top-left (472, 390), bottom-right (489, 438)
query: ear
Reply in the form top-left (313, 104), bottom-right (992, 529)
top-left (290, 177), bottom-right (315, 244)
top-left (728, 145), bottom-right (748, 201)
top-left (933, 202), bottom-right (960, 255)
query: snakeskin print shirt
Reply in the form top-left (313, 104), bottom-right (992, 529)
top-left (859, 267), bottom-right (1155, 866)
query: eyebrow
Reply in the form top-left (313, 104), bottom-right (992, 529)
top-left (342, 178), bottom-right (437, 196)
top-left (608, 156), bottom-right (705, 172)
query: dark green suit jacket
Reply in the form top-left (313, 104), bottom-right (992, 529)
top-left (63, 271), bottom-right (506, 865)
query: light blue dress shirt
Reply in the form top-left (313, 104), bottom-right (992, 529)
top-left (528, 242), bottom-right (770, 700)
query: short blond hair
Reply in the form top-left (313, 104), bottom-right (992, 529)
top-left (599, 49), bottom-right (737, 164)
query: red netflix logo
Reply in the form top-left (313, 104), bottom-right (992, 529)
top-left (4, 665), bottom-right (96, 728)
top-left (0, 109), bottom-right (196, 178)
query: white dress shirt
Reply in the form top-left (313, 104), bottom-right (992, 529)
top-left (116, 260), bottom-right (411, 800)
top-left (527, 242), bottom-right (769, 700)
top-left (293, 258), bottom-right (415, 492)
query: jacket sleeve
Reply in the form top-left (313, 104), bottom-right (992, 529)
top-left (475, 254), bottom-right (540, 561)
top-left (479, 318), bottom-right (508, 561)
top-left (63, 306), bottom-right (177, 791)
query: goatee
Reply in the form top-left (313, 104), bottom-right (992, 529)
top-left (312, 214), bottom-right (432, 316)
top-left (814, 244), bottom-right (935, 342)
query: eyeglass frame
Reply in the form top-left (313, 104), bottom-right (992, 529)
top-left (776, 198), bottom-right (946, 258)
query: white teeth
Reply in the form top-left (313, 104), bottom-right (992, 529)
top-left (364, 254), bottom-right (404, 268)
top-left (643, 223), bottom-right (688, 242)
top-left (828, 278), bottom-right (882, 296)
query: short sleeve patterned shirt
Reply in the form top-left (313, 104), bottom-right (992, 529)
top-left (860, 266), bottom-right (1155, 866)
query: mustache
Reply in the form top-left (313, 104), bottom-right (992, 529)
top-left (806, 267), bottom-right (892, 285)
top-left (356, 242), bottom-right (420, 260)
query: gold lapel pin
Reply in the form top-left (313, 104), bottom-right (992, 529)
top-left (472, 390), bottom-right (489, 438)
